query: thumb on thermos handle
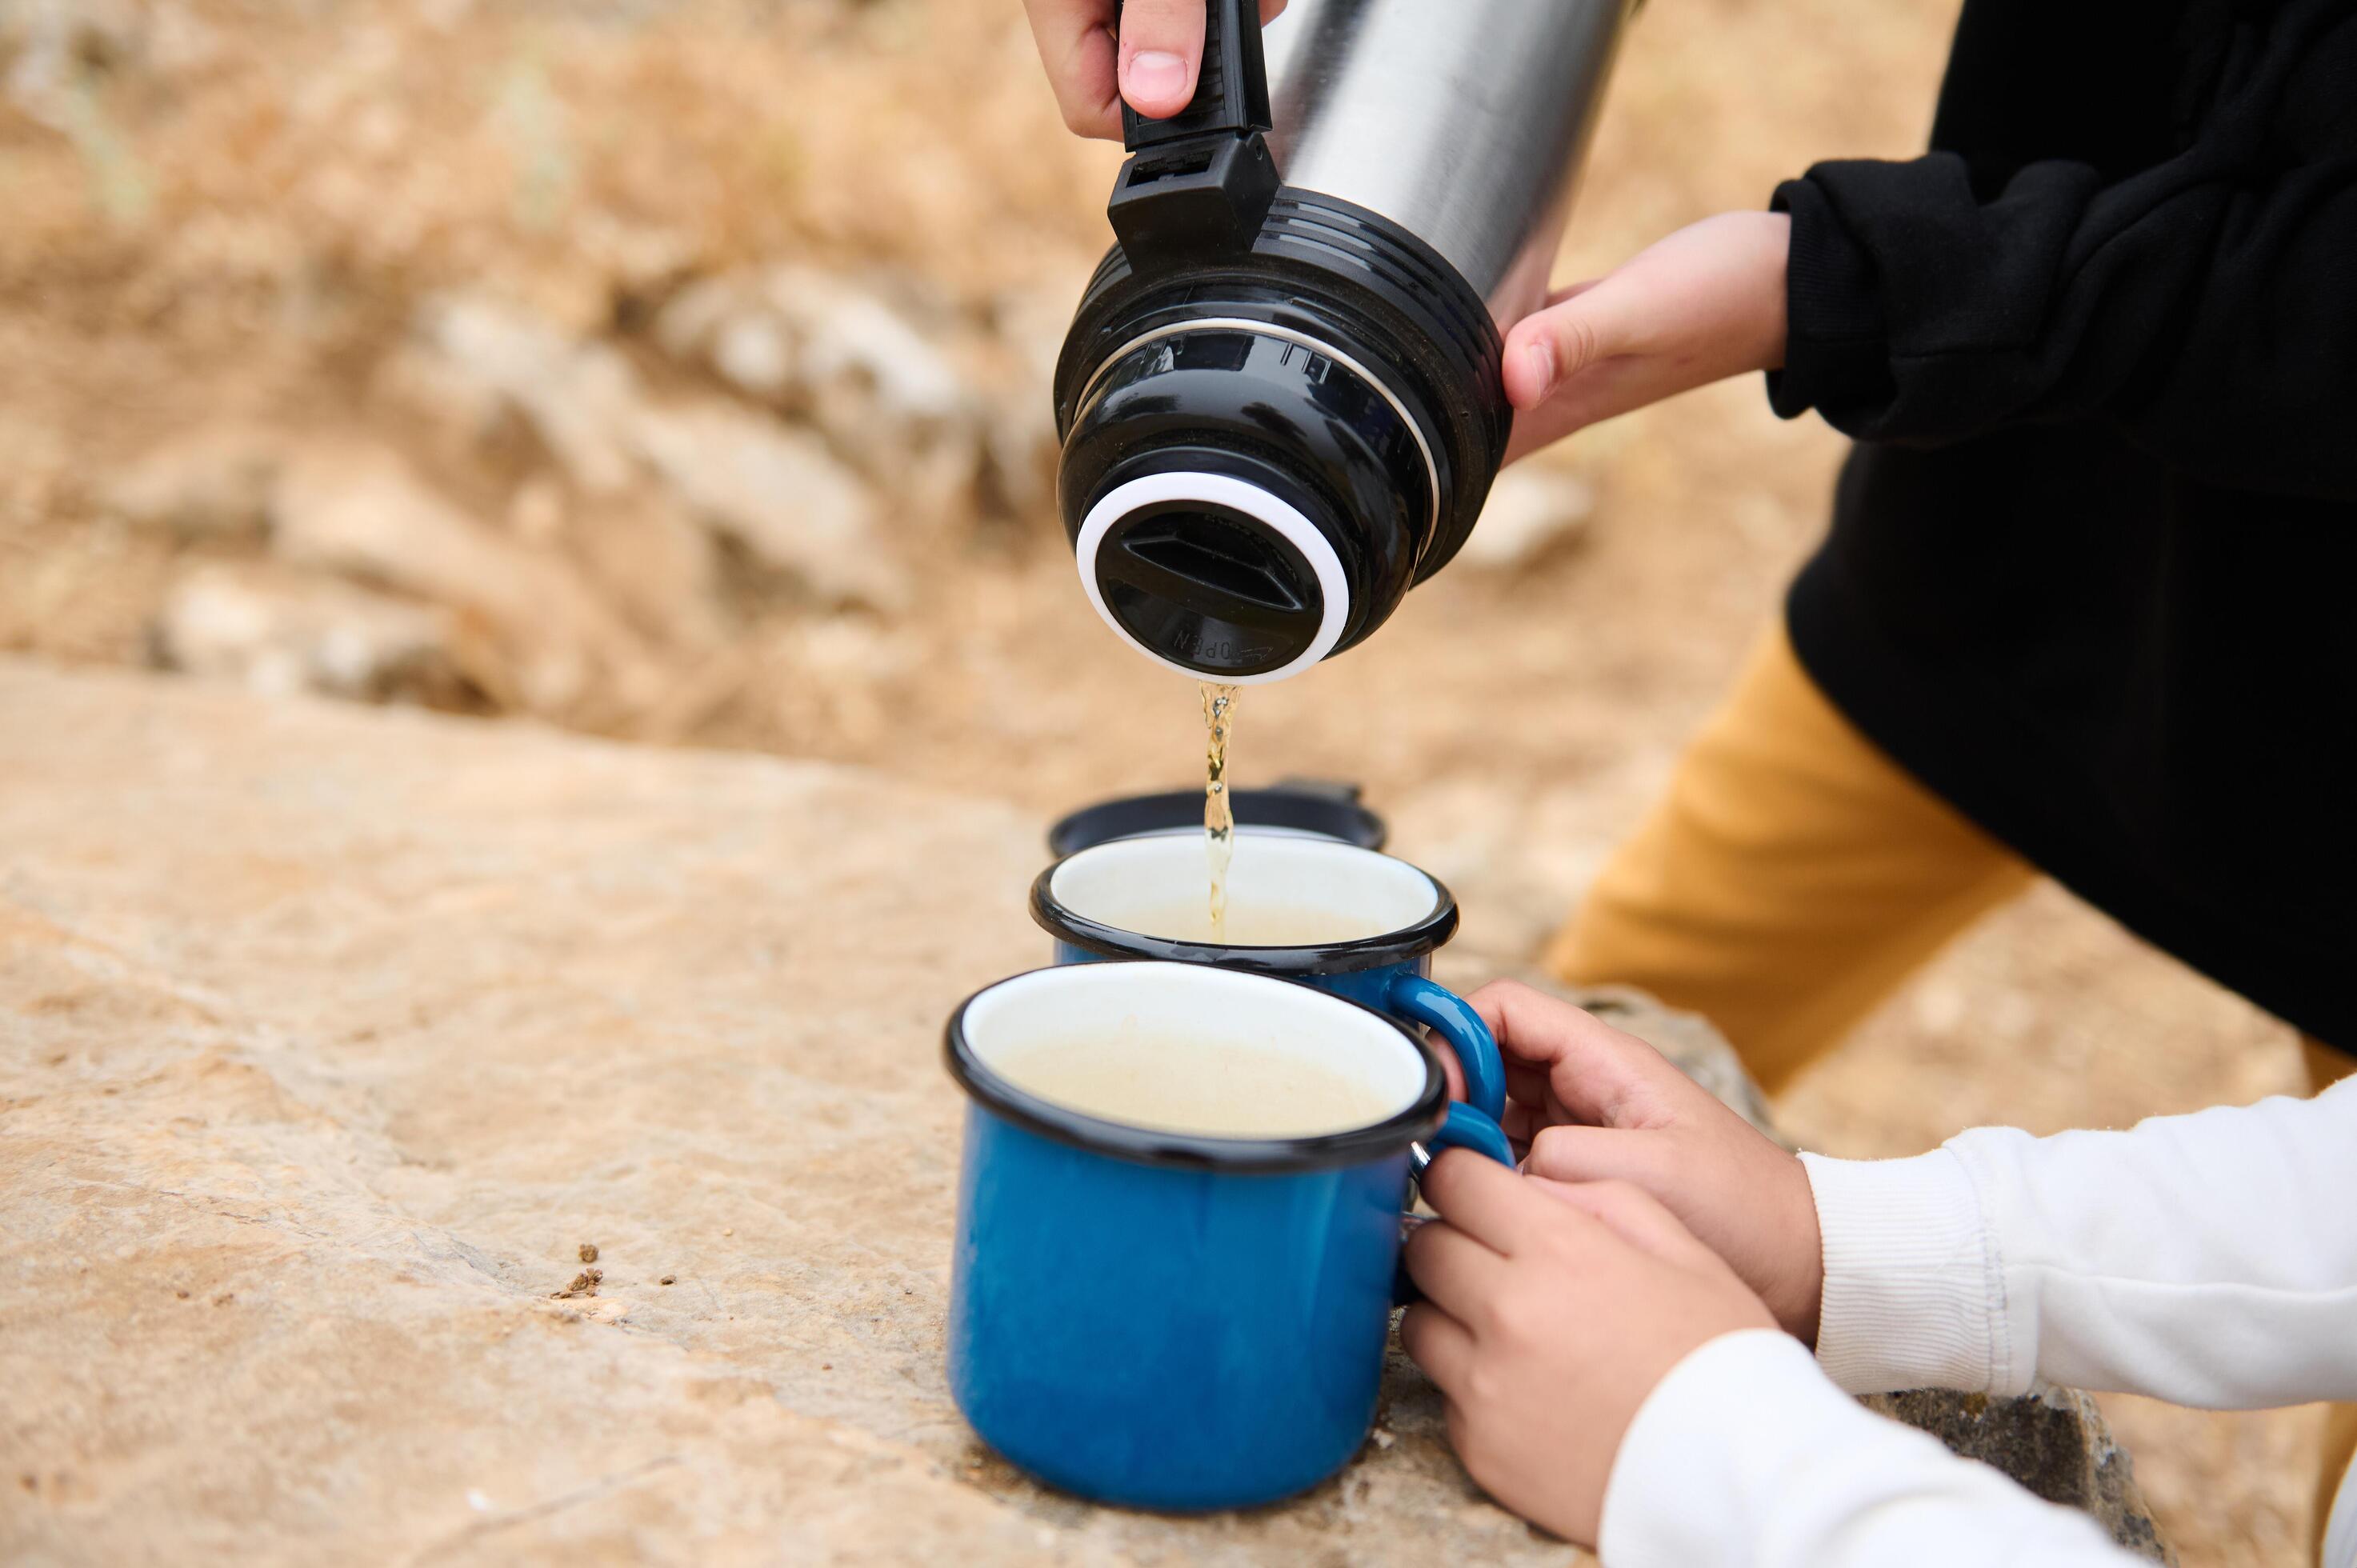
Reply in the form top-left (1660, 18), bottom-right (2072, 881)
top-left (1115, 0), bottom-right (1272, 150)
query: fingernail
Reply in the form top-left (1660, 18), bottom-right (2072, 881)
top-left (1523, 341), bottom-right (1557, 398)
top-left (1126, 50), bottom-right (1188, 103)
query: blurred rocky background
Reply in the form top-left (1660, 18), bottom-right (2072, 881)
top-left (0, 0), bottom-right (2323, 1559)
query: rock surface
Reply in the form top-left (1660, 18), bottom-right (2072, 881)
top-left (98, 423), bottom-right (286, 541)
top-left (151, 563), bottom-right (466, 704)
top-left (397, 292), bottom-right (907, 609)
top-left (268, 441), bottom-right (658, 715)
top-left (0, 661), bottom-right (1576, 1565)
top-left (0, 662), bottom-right (2172, 1564)
top-left (1861, 1386), bottom-right (2175, 1564)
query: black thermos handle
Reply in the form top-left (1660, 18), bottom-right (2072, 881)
top-left (1116, 0), bottom-right (1273, 151)
top-left (1105, 0), bottom-right (1281, 262)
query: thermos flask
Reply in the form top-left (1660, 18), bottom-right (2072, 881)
top-left (1054, 0), bottom-right (1634, 682)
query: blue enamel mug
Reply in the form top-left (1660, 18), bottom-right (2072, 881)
top-left (1029, 829), bottom-right (1507, 1123)
top-left (946, 961), bottom-right (1514, 1510)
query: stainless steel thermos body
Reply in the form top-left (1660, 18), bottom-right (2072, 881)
top-left (1056, 0), bottom-right (1635, 682)
top-left (1265, 0), bottom-right (1630, 322)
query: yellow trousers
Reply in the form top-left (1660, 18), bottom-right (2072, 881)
top-left (1550, 621), bottom-right (2356, 1550)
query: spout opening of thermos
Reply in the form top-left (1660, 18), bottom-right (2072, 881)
top-left (1076, 473), bottom-right (1351, 685)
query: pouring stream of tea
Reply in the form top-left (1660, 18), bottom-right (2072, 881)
top-left (1201, 682), bottom-right (1239, 942)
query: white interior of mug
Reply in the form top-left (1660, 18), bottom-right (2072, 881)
top-left (1048, 829), bottom-right (1439, 941)
top-left (962, 962), bottom-right (1427, 1133)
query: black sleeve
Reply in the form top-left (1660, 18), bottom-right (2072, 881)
top-left (1766, 12), bottom-right (2357, 501)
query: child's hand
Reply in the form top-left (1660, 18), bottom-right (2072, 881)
top-left (1400, 1152), bottom-right (1776, 1546)
top-left (1021, 0), bottom-right (1290, 139)
top-left (1502, 211), bottom-right (1791, 461)
top-left (1474, 980), bottom-right (1824, 1341)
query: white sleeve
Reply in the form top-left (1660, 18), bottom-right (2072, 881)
top-left (1599, 1328), bottom-right (2138, 1568)
top-left (1802, 1076), bottom-right (2357, 1409)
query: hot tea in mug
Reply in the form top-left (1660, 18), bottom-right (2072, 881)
top-left (1029, 829), bottom-right (1507, 1120)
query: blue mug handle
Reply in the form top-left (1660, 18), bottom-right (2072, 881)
top-left (1384, 973), bottom-right (1506, 1125)
top-left (1394, 1100), bottom-right (1515, 1306)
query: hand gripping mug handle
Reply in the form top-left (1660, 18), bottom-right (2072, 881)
top-left (1384, 973), bottom-right (1506, 1124)
top-left (1393, 1100), bottom-right (1515, 1306)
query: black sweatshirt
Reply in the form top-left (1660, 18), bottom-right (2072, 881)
top-left (1766, 0), bottom-right (2356, 1046)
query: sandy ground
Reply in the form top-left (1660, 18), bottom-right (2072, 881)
top-left (0, 0), bottom-right (2327, 1558)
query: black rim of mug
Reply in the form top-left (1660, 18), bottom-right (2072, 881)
top-left (1027, 838), bottom-right (1462, 977)
top-left (943, 962), bottom-right (1449, 1173)
top-left (1044, 786), bottom-right (1387, 858)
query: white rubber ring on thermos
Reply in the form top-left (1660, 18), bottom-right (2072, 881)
top-left (1074, 472), bottom-right (1351, 686)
